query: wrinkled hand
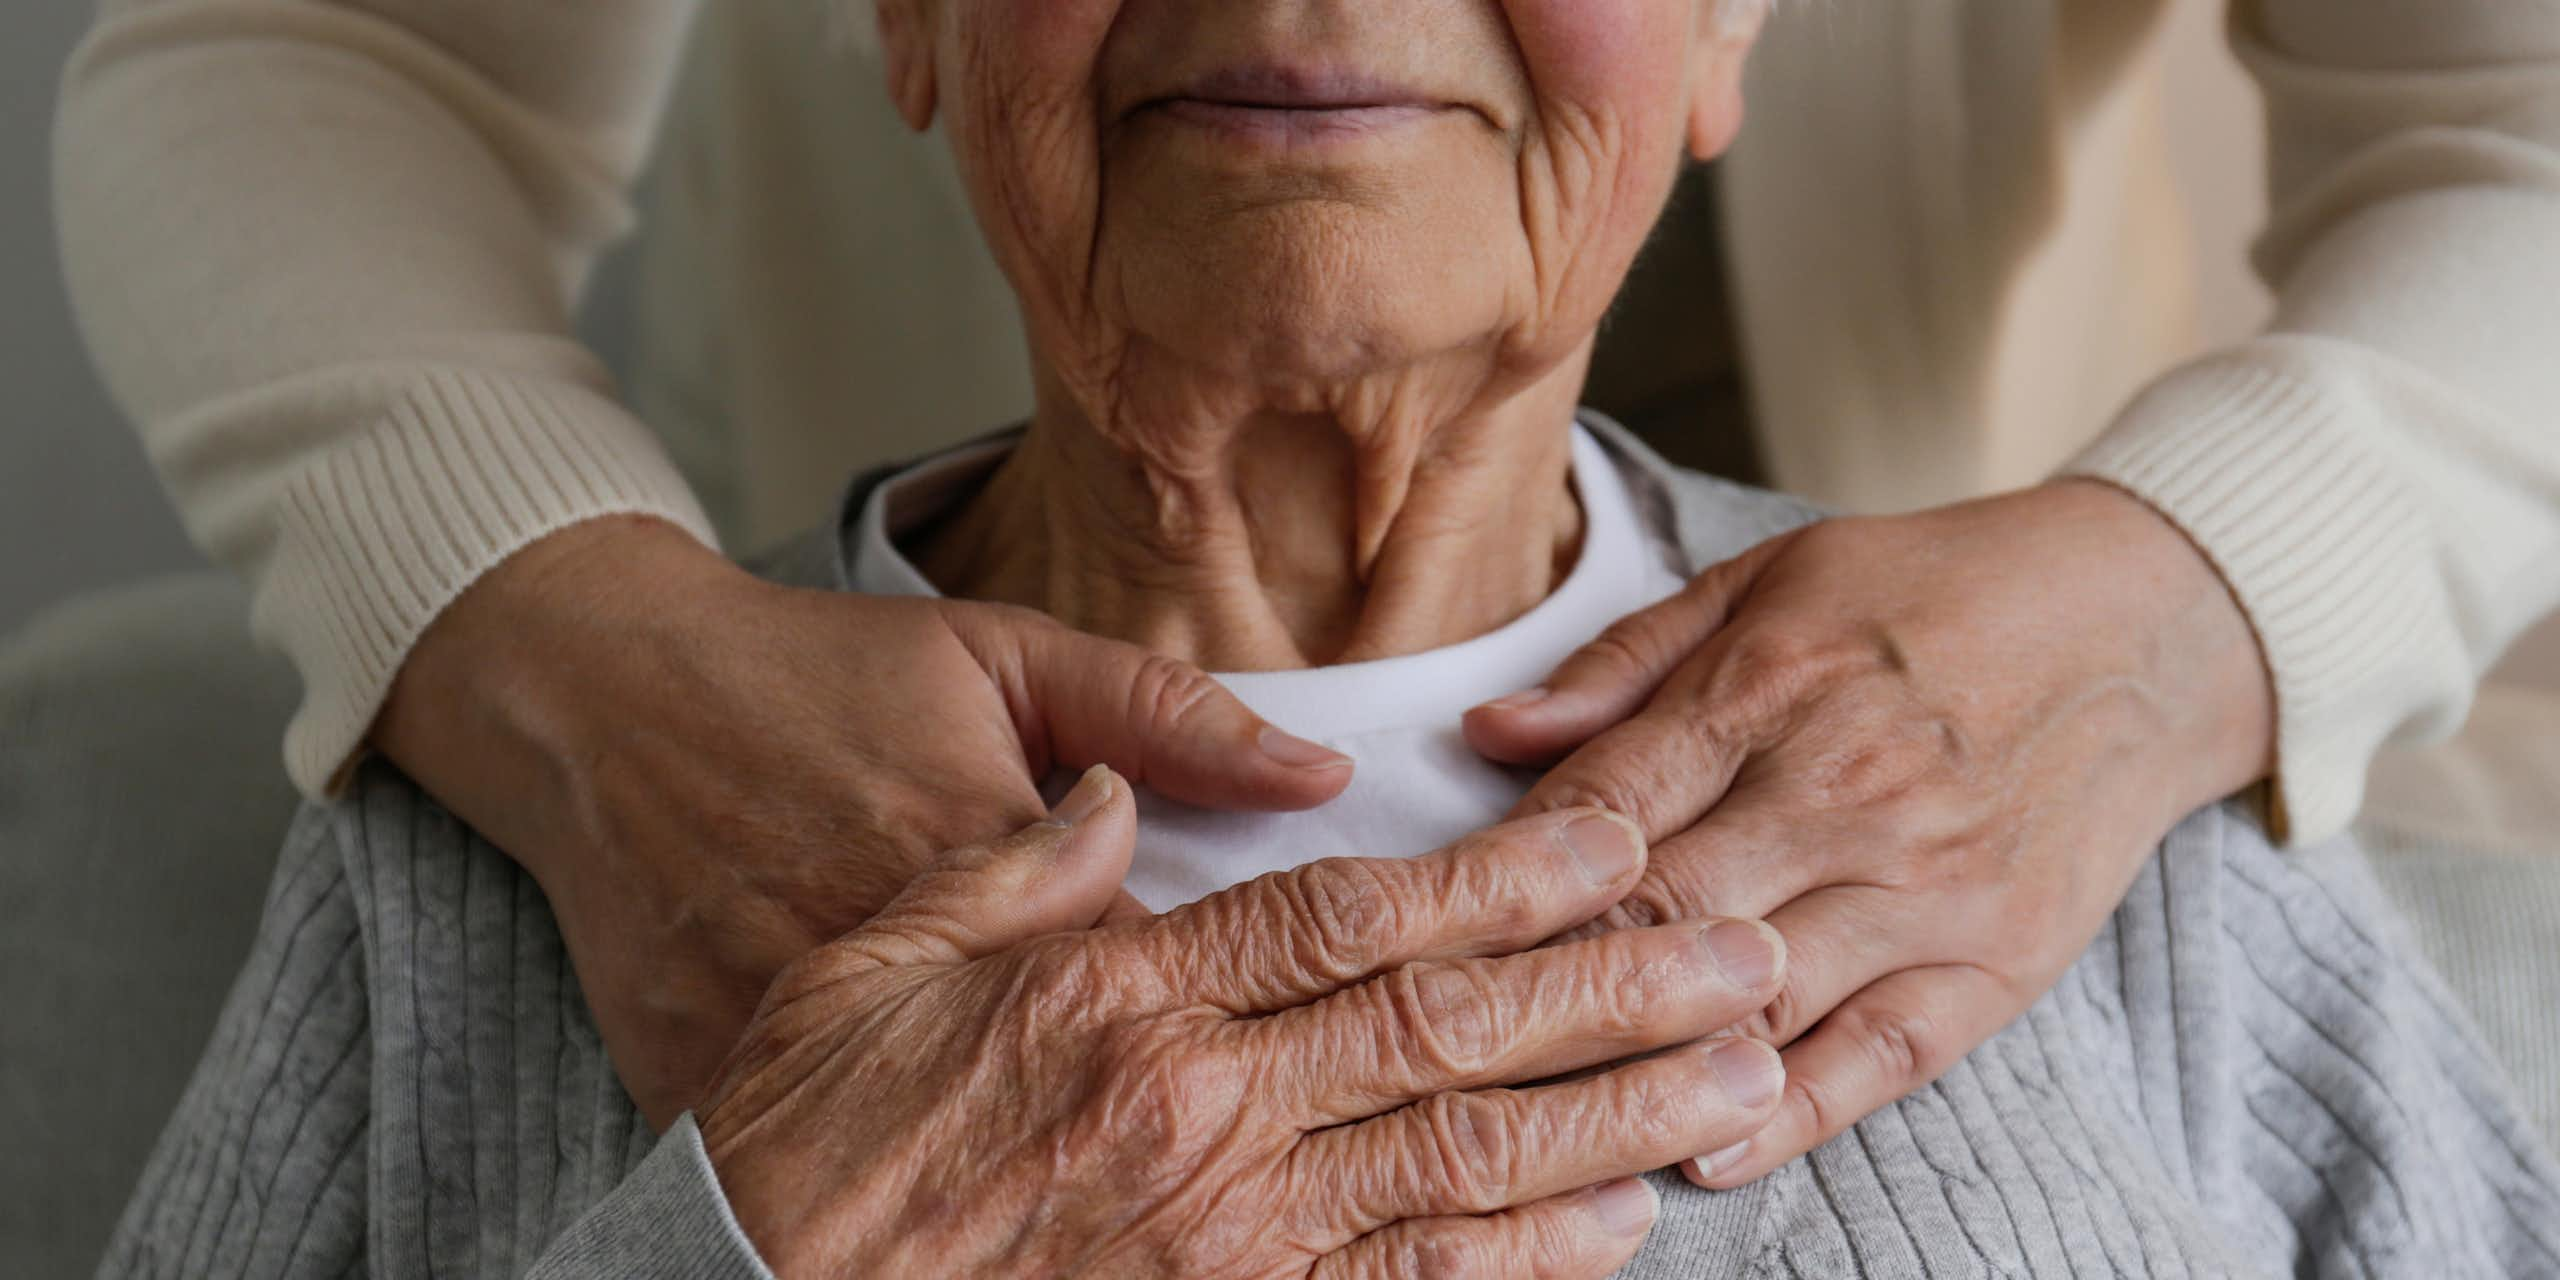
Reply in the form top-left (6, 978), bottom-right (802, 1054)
top-left (697, 767), bottom-right (1789, 1278)
top-left (376, 515), bottom-right (1356, 1126)
top-left (1466, 480), bottom-right (2274, 1186)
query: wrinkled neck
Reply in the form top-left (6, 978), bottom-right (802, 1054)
top-left (912, 351), bottom-right (1592, 671)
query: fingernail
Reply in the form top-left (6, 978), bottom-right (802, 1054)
top-left (1049, 765), bottom-right (1115, 826)
top-left (1588, 1177), bottom-right (1657, 1236)
top-left (1554, 811), bottom-right (1642, 886)
top-left (1685, 1141), bottom-right (1752, 1184)
top-left (1258, 725), bottom-right (1353, 772)
top-left (1480, 686), bottom-right (1551, 713)
top-left (1702, 919), bottom-right (1778, 991)
top-left (1708, 1038), bottom-right (1783, 1110)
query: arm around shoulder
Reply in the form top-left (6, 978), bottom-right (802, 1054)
top-left (2065, 0), bottom-right (2560, 842)
top-left (55, 0), bottom-right (715, 793)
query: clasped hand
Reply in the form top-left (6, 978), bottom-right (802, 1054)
top-left (386, 479), bottom-right (2272, 1220)
top-left (1467, 479), bottom-right (2274, 1185)
top-left (697, 770), bottom-right (1788, 1277)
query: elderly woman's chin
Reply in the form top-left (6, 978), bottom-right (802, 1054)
top-left (1106, 247), bottom-right (1530, 394)
top-left (1096, 152), bottom-right (1553, 390)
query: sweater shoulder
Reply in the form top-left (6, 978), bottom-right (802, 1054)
top-left (1576, 410), bottom-right (1828, 572)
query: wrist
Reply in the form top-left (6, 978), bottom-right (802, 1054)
top-left (371, 514), bottom-right (749, 883)
top-left (2034, 479), bottom-right (2276, 807)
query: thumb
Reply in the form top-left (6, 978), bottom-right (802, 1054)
top-left (1463, 530), bottom-right (1794, 766)
top-left (831, 765), bottom-right (1139, 972)
top-left (946, 603), bottom-right (1355, 812)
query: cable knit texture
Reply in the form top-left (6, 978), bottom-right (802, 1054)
top-left (97, 449), bottom-right (2560, 1277)
top-left (53, 0), bottom-right (2560, 826)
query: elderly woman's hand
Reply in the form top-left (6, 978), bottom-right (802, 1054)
top-left (1465, 479), bottom-right (2275, 1186)
top-left (375, 516), bottom-right (1357, 1127)
top-left (695, 767), bottom-right (1789, 1277)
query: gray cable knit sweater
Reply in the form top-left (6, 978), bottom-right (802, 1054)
top-left (99, 422), bottom-right (2560, 1278)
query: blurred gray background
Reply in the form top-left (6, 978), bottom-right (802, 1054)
top-left (0, 11), bottom-right (634, 1273)
top-left (0, 7), bottom-right (640, 634)
top-left (0, 5), bottom-right (198, 633)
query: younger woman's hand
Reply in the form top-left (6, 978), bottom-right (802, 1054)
top-left (1467, 480), bottom-right (2275, 1186)
top-left (698, 768), bottom-right (1791, 1278)
top-left (375, 515), bottom-right (1358, 1127)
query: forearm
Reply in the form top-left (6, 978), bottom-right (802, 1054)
top-left (56, 0), bottom-right (713, 793)
top-left (2066, 0), bottom-right (2560, 841)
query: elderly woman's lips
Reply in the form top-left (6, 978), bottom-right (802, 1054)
top-left (1134, 65), bottom-right (1453, 142)
top-left (1148, 97), bottom-right (1445, 142)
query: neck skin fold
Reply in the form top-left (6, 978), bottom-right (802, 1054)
top-left (913, 343), bottom-right (1595, 671)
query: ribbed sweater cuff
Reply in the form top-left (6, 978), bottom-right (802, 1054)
top-left (527, 1115), bottom-right (775, 1279)
top-left (2064, 354), bottom-right (2443, 846)
top-left (255, 369), bottom-right (719, 796)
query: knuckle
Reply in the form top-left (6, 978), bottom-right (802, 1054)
top-left (1434, 837), bottom-right (1545, 942)
top-left (1016, 939), bottom-right (1128, 1023)
top-left (1590, 891), bottom-right (1667, 934)
top-left (1539, 767), bottom-right (1675, 840)
top-left (1125, 652), bottom-right (1221, 732)
top-left (1582, 615), bottom-right (1674, 685)
top-left (1271, 858), bottom-right (1407, 986)
top-left (1412, 1091), bottom-right (1522, 1213)
top-left (1589, 867), bottom-right (1714, 935)
top-left (1709, 630), bottom-right (1885, 737)
top-left (1379, 962), bottom-right (1506, 1080)
top-left (1805, 734), bottom-right (1926, 809)
top-left (1090, 1015), bottom-right (1237, 1158)
top-left (1842, 1003), bottom-right (1945, 1092)
top-left (1736, 1005), bottom-right (1780, 1046)
top-left (1586, 939), bottom-right (1681, 1034)
top-left (1619, 1060), bottom-right (1710, 1149)
top-left (1784, 1069), bottom-right (1854, 1148)
top-left (1710, 630), bottom-right (1820, 713)
top-left (1781, 1049), bottom-right (1884, 1152)
top-left (1926, 712), bottom-right (1973, 771)
top-left (1798, 711), bottom-right (1966, 811)
top-left (1753, 975), bottom-right (1814, 1044)
top-left (1401, 1229), bottom-right (1499, 1280)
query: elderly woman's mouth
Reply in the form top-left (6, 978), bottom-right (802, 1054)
top-left (1134, 67), bottom-right (1463, 146)
top-left (1149, 98), bottom-right (1446, 143)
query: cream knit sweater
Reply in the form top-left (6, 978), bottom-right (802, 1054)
top-left (53, 1), bottom-right (2560, 842)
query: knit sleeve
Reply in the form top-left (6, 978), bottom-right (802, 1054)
top-left (2064, 0), bottom-right (2560, 844)
top-left (54, 0), bottom-right (717, 795)
top-left (525, 1116), bottom-right (776, 1280)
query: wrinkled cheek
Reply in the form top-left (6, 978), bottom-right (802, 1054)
top-left (1499, 0), bottom-right (1696, 328)
top-left (1502, 0), bottom-right (1693, 110)
top-left (942, 0), bottom-right (1118, 140)
top-left (937, 0), bottom-right (1124, 326)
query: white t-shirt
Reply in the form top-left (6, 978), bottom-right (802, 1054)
top-left (848, 426), bottom-right (1689, 910)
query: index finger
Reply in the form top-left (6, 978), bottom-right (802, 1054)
top-left (1463, 530), bottom-right (1800, 767)
top-left (1507, 704), bottom-right (1750, 842)
top-left (1138, 808), bottom-right (1648, 1016)
top-left (1253, 916), bottom-right (1786, 1126)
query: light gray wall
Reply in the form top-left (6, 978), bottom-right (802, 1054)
top-left (0, 6), bottom-right (200, 635)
